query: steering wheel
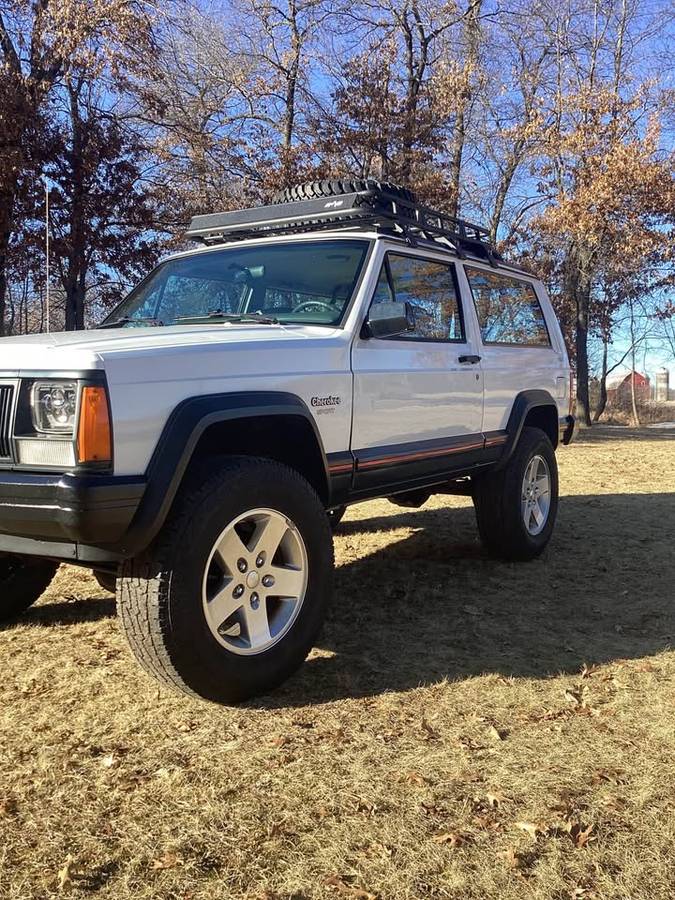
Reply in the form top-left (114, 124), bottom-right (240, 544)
top-left (293, 300), bottom-right (335, 314)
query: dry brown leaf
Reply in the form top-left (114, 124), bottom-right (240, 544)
top-left (580, 664), bottom-right (598, 679)
top-left (355, 799), bottom-right (378, 816)
top-left (488, 725), bottom-right (507, 742)
top-left (324, 874), bottom-right (377, 899)
top-left (57, 855), bottom-right (75, 892)
top-left (398, 771), bottom-right (429, 786)
top-left (432, 831), bottom-right (468, 848)
top-left (421, 717), bottom-right (440, 741)
top-left (472, 814), bottom-right (503, 832)
top-left (564, 821), bottom-right (596, 849)
top-left (591, 768), bottom-right (626, 786)
top-left (502, 847), bottom-right (523, 870)
top-left (564, 687), bottom-right (586, 707)
top-left (151, 851), bottom-right (182, 870)
top-left (634, 661), bottom-right (657, 673)
top-left (0, 797), bottom-right (18, 817)
top-left (515, 821), bottom-right (542, 839)
top-left (486, 791), bottom-right (510, 807)
top-left (362, 842), bottom-right (394, 859)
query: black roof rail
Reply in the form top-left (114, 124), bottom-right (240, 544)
top-left (185, 186), bottom-right (502, 266)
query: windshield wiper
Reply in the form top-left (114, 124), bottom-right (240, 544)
top-left (175, 311), bottom-right (279, 325)
top-left (97, 316), bottom-right (164, 329)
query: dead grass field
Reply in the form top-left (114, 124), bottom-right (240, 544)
top-left (1, 428), bottom-right (674, 900)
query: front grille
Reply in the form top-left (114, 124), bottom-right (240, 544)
top-left (0, 384), bottom-right (14, 459)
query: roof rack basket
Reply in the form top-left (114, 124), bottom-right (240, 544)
top-left (185, 185), bottom-right (501, 265)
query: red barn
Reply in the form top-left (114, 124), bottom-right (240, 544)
top-left (606, 371), bottom-right (651, 404)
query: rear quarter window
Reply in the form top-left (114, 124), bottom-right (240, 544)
top-left (465, 266), bottom-right (550, 347)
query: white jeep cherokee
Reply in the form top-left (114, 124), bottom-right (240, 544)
top-left (0, 180), bottom-right (575, 703)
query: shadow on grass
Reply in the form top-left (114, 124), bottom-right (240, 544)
top-left (6, 491), bottom-right (674, 709)
top-left (264, 491), bottom-right (675, 707)
top-left (20, 595), bottom-right (116, 626)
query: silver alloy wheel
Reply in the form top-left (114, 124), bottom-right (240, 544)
top-left (521, 454), bottom-right (551, 536)
top-left (202, 508), bottom-right (308, 656)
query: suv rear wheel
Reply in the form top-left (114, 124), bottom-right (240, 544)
top-left (472, 426), bottom-right (559, 560)
top-left (117, 457), bottom-right (333, 704)
top-left (0, 555), bottom-right (58, 622)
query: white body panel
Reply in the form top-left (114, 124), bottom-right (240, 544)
top-left (351, 241), bottom-right (483, 449)
top-left (0, 229), bottom-right (571, 478)
top-left (454, 264), bottom-right (571, 431)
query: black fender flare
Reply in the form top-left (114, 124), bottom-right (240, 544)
top-left (120, 391), bottom-right (329, 555)
top-left (494, 389), bottom-right (559, 471)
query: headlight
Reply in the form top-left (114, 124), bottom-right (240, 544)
top-left (31, 381), bottom-right (78, 433)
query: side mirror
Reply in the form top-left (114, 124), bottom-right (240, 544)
top-left (362, 301), bottom-right (415, 339)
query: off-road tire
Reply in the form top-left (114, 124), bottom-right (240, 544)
top-left (472, 427), bottom-right (559, 561)
top-left (0, 555), bottom-right (58, 622)
top-left (327, 505), bottom-right (346, 532)
top-left (117, 457), bottom-right (334, 704)
top-left (271, 178), bottom-right (417, 206)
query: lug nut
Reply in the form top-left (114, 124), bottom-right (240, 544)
top-left (250, 592), bottom-right (260, 610)
top-left (237, 558), bottom-right (248, 573)
top-left (262, 574), bottom-right (275, 588)
top-left (256, 552), bottom-right (266, 567)
top-left (233, 584), bottom-right (245, 599)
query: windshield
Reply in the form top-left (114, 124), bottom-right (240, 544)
top-left (104, 239), bottom-right (370, 327)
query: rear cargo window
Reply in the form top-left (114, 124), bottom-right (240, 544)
top-left (465, 267), bottom-right (550, 346)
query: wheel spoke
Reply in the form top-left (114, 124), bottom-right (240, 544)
top-left (207, 583), bottom-right (243, 625)
top-left (532, 502), bottom-right (544, 528)
top-left (215, 527), bottom-right (249, 575)
top-left (251, 514), bottom-right (288, 559)
top-left (243, 602), bottom-right (271, 646)
top-left (267, 565), bottom-right (305, 598)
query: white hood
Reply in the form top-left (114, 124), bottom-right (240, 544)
top-left (0, 323), bottom-right (339, 373)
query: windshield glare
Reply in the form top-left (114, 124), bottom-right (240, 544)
top-left (106, 239), bottom-right (370, 327)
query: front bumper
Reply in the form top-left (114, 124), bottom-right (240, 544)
top-left (559, 414), bottom-right (577, 445)
top-left (0, 471), bottom-right (145, 562)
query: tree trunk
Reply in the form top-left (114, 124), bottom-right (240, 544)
top-left (280, 0), bottom-right (301, 187)
top-left (447, 0), bottom-right (482, 218)
top-left (567, 249), bottom-right (593, 427)
top-left (593, 338), bottom-right (609, 421)
top-left (0, 225), bottom-right (10, 337)
top-left (64, 82), bottom-right (88, 331)
top-left (0, 171), bottom-right (18, 337)
top-left (575, 315), bottom-right (592, 426)
top-left (629, 300), bottom-right (640, 426)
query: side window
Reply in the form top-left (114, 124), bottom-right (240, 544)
top-left (370, 254), bottom-right (464, 341)
top-left (466, 267), bottom-right (550, 346)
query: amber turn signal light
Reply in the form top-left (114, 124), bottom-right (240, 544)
top-left (77, 386), bottom-right (112, 464)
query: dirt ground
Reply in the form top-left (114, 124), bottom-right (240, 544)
top-left (1, 427), bottom-right (674, 900)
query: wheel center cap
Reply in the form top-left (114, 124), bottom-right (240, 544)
top-left (246, 571), bottom-right (260, 589)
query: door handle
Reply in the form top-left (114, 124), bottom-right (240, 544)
top-left (458, 354), bottom-right (481, 364)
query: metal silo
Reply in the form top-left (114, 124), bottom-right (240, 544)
top-left (655, 368), bottom-right (670, 402)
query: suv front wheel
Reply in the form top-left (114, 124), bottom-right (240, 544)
top-left (117, 457), bottom-right (334, 704)
top-left (472, 426), bottom-right (559, 560)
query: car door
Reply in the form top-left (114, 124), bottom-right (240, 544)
top-left (350, 247), bottom-right (484, 493)
top-left (458, 264), bottom-right (568, 435)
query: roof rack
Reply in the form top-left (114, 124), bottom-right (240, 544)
top-left (185, 186), bottom-right (501, 266)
